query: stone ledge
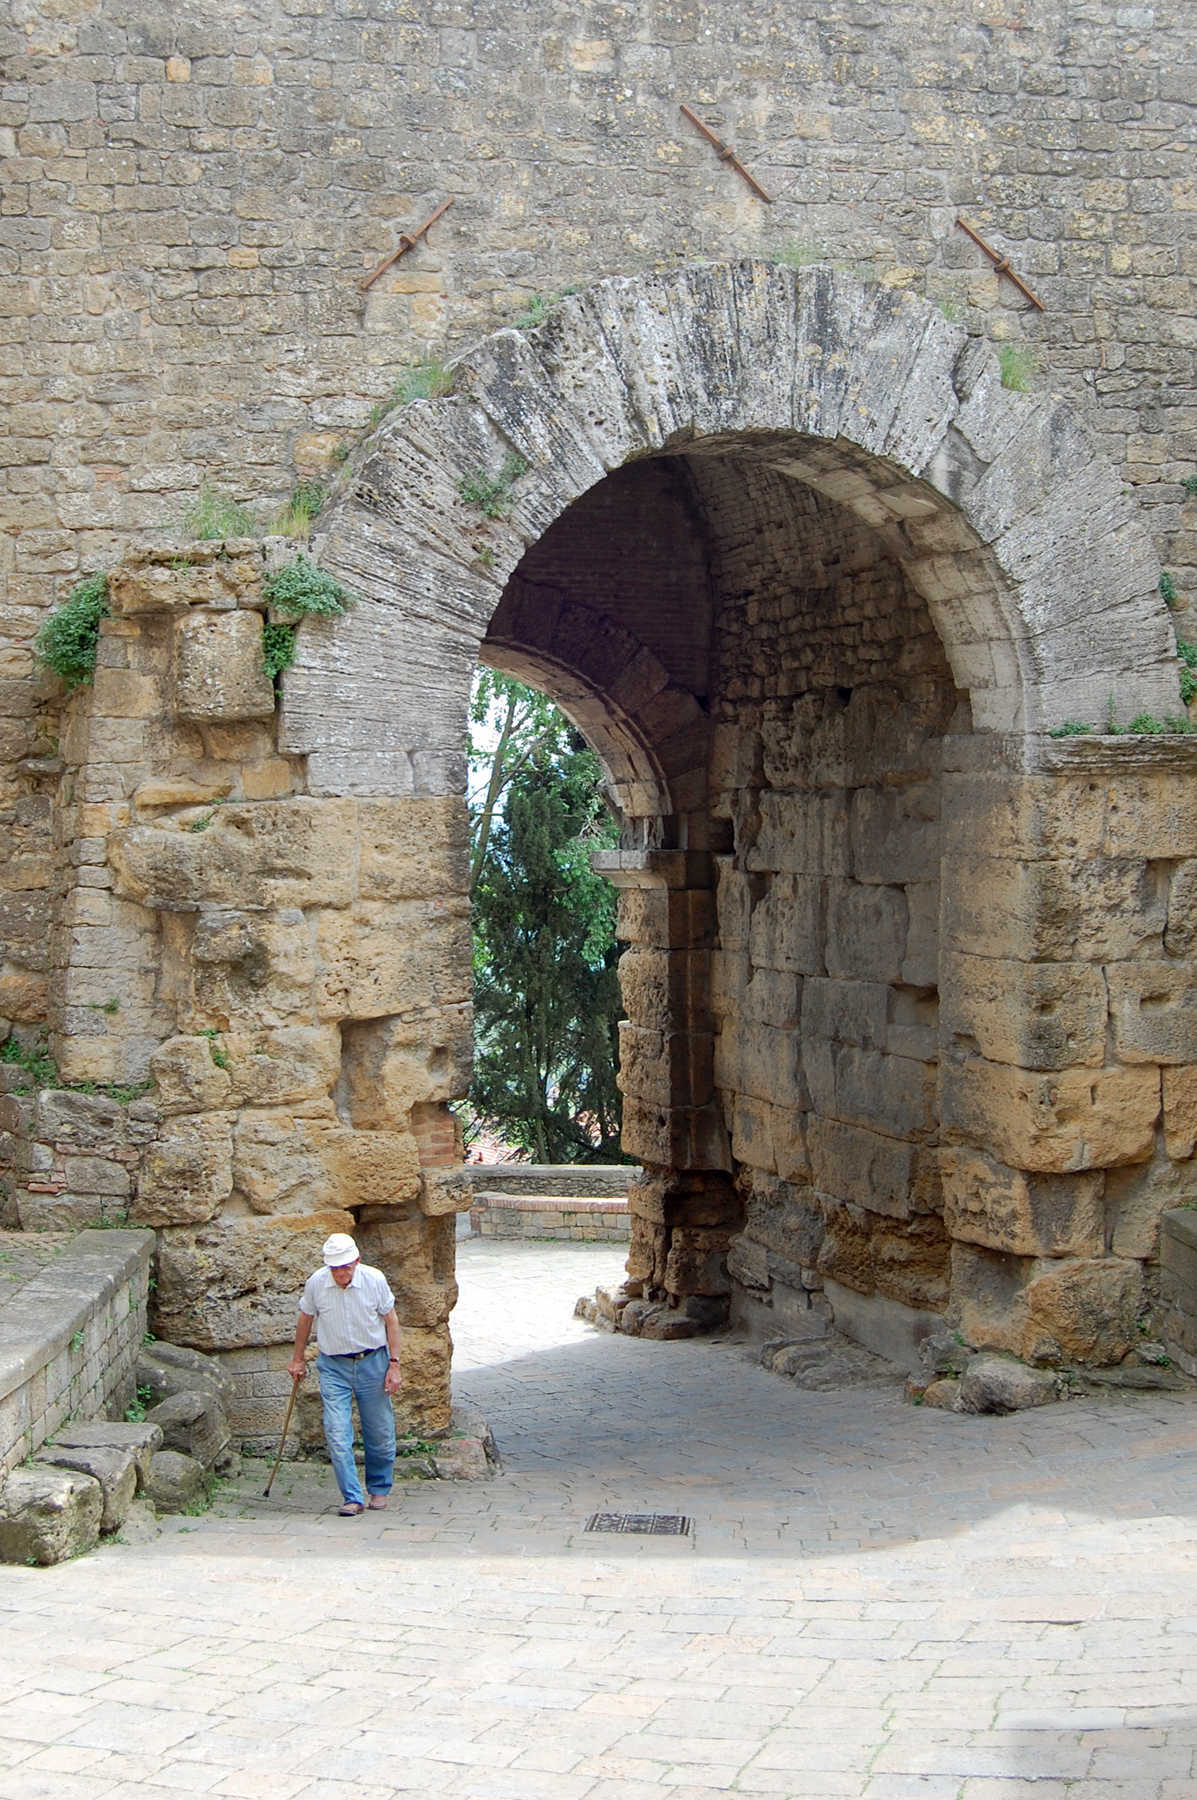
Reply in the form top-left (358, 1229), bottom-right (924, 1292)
top-left (0, 1228), bottom-right (154, 1475)
top-left (470, 1191), bottom-right (631, 1242)
top-left (0, 1229), bottom-right (154, 1403)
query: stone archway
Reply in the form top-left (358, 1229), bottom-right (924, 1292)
top-left (36, 260), bottom-right (1193, 1438)
top-left (291, 260), bottom-right (1183, 1370)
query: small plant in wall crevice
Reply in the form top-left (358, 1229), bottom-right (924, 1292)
top-left (997, 343), bottom-right (1036, 392)
top-left (260, 554), bottom-right (355, 683)
top-left (262, 553), bottom-right (355, 621)
top-left (459, 454), bottom-right (529, 520)
top-left (34, 572), bottom-right (110, 690)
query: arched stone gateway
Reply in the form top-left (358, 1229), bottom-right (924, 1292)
top-left (28, 263), bottom-right (1196, 1434)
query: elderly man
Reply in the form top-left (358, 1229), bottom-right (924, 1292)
top-left (288, 1232), bottom-right (402, 1515)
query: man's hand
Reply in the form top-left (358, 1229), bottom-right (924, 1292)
top-left (287, 1357), bottom-right (307, 1382)
top-left (383, 1361), bottom-right (401, 1397)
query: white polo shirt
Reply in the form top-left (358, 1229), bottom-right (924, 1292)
top-left (299, 1263), bottom-right (396, 1356)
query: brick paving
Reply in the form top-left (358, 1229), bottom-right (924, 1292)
top-left (2, 1237), bottom-right (1196, 1799)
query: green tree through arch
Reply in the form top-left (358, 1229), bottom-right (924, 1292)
top-left (467, 671), bottom-right (625, 1162)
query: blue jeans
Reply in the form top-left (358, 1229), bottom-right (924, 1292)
top-left (315, 1348), bottom-right (395, 1505)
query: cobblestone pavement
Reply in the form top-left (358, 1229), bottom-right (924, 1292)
top-left (2, 1238), bottom-right (1196, 1800)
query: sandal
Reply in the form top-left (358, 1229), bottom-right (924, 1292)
top-left (338, 1502), bottom-right (365, 1516)
top-left (367, 1493), bottom-right (388, 1510)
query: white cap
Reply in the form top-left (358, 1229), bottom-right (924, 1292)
top-left (322, 1233), bottom-right (359, 1267)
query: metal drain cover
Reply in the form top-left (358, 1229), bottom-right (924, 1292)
top-left (585, 1512), bottom-right (691, 1536)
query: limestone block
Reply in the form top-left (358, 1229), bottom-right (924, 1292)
top-left (957, 1356), bottom-right (1058, 1414)
top-left (920, 1378), bottom-right (960, 1410)
top-left (942, 769), bottom-right (1105, 864)
top-left (808, 1117), bottom-right (926, 1220)
top-left (727, 1232), bottom-right (770, 1292)
top-left (232, 1110), bottom-right (336, 1214)
top-left (357, 796), bottom-right (469, 901)
top-left (109, 550), bottom-right (263, 615)
top-left (150, 1035), bottom-right (234, 1114)
top-left (616, 885), bottom-right (715, 952)
top-left (144, 1391), bottom-right (231, 1471)
top-left (806, 1044), bottom-right (937, 1141)
top-left (35, 1087), bottom-right (133, 1149)
top-left (110, 822), bottom-right (265, 912)
top-left (949, 1241), bottom-right (1035, 1360)
top-left (418, 1166), bottom-right (473, 1217)
top-left (619, 1023), bottom-right (676, 1108)
top-left (742, 1174), bottom-right (824, 1269)
top-left (1165, 861), bottom-right (1197, 958)
top-left (801, 977), bottom-right (887, 1050)
top-left (240, 759), bottom-right (295, 800)
top-left (17, 1189), bottom-right (124, 1232)
top-left (1103, 772), bottom-right (1197, 860)
top-left (940, 1147), bottom-right (1104, 1258)
top-left (431, 1438), bottom-right (493, 1480)
top-left (143, 1450), bottom-right (209, 1513)
top-left (62, 1154), bottom-right (129, 1196)
top-left (850, 783), bottom-right (940, 885)
top-left (620, 947), bottom-right (714, 1035)
top-left (620, 1094), bottom-right (731, 1173)
top-left (183, 908), bottom-right (318, 1030)
top-left (628, 1169), bottom-right (741, 1231)
top-left (339, 1009), bottom-right (472, 1126)
top-left (1163, 1067), bottom-right (1197, 1160)
top-left (712, 1018), bottom-right (801, 1110)
top-left (1107, 963), bottom-right (1197, 1065)
top-left (175, 610), bottom-right (275, 721)
top-left (222, 800), bottom-right (361, 908)
top-left (941, 1055), bottom-right (1160, 1172)
top-left (319, 1127), bottom-right (422, 1208)
top-left (1024, 1257), bottom-right (1141, 1364)
top-left (814, 1198), bottom-right (875, 1296)
top-left (1104, 1152), bottom-right (1197, 1260)
top-left (222, 1027), bottom-right (340, 1106)
top-left (748, 873), bottom-right (825, 975)
top-left (313, 899), bottom-right (471, 1021)
top-left (941, 954), bottom-right (1107, 1070)
top-left (0, 1466), bottom-right (102, 1565)
top-left (356, 1209), bottom-right (457, 1326)
top-left (37, 1444), bottom-right (138, 1534)
top-left (90, 667), bottom-right (163, 720)
top-left (394, 1326), bottom-right (452, 1436)
top-left (746, 791), bottom-right (850, 876)
top-left (873, 1213), bottom-right (950, 1311)
top-left (743, 965), bottom-right (800, 1031)
top-left (825, 881), bottom-right (908, 983)
top-left (664, 1227), bottom-right (732, 1297)
top-left (49, 1420), bottom-right (163, 1490)
top-left (151, 1210), bottom-right (356, 1350)
top-left (714, 864), bottom-right (754, 951)
top-left (942, 855), bottom-right (1166, 962)
top-left (137, 1344), bottom-right (233, 1410)
top-left (770, 1105), bottom-right (810, 1184)
top-left (132, 1113), bottom-right (233, 1226)
top-left (730, 1091), bottom-right (776, 1174)
top-left (134, 777), bottom-right (236, 810)
top-left (111, 802), bottom-right (359, 914)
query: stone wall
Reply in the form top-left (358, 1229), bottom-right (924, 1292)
top-left (1, 1), bottom-right (1194, 1045)
top-left (1, 542), bottom-right (473, 1434)
top-left (4, 221), bottom-right (1195, 1416)
top-left (0, 1227), bottom-right (153, 1477)
top-left (707, 472), bottom-right (958, 1346)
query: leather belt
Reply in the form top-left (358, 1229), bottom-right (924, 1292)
top-left (335, 1347), bottom-right (383, 1360)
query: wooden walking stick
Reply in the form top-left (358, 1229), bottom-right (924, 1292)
top-left (263, 1375), bottom-right (301, 1498)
